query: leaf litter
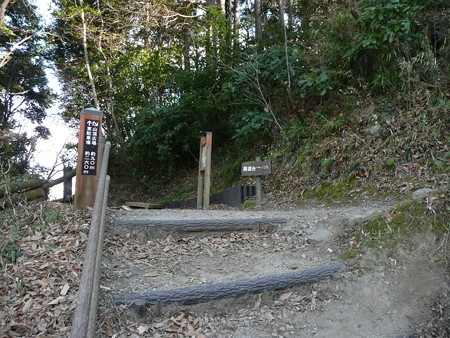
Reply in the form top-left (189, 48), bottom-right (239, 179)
top-left (0, 201), bottom-right (91, 337)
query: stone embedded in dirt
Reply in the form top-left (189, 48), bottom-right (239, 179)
top-left (308, 228), bottom-right (331, 242)
top-left (411, 188), bottom-right (434, 200)
top-left (281, 226), bottom-right (296, 235)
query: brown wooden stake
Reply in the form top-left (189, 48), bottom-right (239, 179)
top-left (203, 132), bottom-right (212, 209)
top-left (87, 175), bottom-right (110, 338)
top-left (196, 136), bottom-right (206, 209)
top-left (197, 132), bottom-right (212, 209)
top-left (75, 108), bottom-right (103, 209)
top-left (70, 142), bottom-right (110, 338)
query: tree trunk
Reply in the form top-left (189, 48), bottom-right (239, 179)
top-left (205, 0), bottom-right (215, 67)
top-left (280, 0), bottom-right (294, 108)
top-left (79, 0), bottom-right (100, 110)
top-left (255, 0), bottom-right (262, 42)
top-left (279, 0), bottom-right (285, 27)
top-left (0, 0), bottom-right (10, 26)
top-left (183, 31), bottom-right (190, 71)
top-left (232, 0), bottom-right (240, 52)
top-left (223, 0), bottom-right (232, 63)
top-left (287, 0), bottom-right (293, 29)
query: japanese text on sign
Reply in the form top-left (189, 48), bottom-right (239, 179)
top-left (241, 160), bottom-right (272, 176)
top-left (82, 119), bottom-right (100, 176)
top-left (242, 164), bottom-right (270, 172)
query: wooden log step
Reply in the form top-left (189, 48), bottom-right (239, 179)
top-left (124, 202), bottom-right (164, 209)
top-left (113, 263), bottom-right (345, 307)
top-left (114, 217), bottom-right (287, 233)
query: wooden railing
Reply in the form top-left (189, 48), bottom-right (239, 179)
top-left (70, 141), bottom-right (111, 338)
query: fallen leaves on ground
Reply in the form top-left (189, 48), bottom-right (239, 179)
top-left (0, 202), bottom-right (91, 337)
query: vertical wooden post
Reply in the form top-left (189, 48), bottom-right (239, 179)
top-left (63, 166), bottom-right (73, 202)
top-left (196, 136), bottom-right (206, 209)
top-left (203, 132), bottom-right (212, 209)
top-left (197, 132), bottom-right (212, 209)
top-left (255, 156), bottom-right (262, 203)
top-left (74, 108), bottom-right (103, 209)
top-left (70, 142), bottom-right (111, 338)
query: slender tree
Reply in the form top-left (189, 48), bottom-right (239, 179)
top-left (0, 0), bottom-right (10, 26)
top-left (255, 0), bottom-right (262, 42)
top-left (232, 0), bottom-right (240, 51)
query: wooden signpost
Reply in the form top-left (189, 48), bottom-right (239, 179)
top-left (197, 132), bottom-right (212, 209)
top-left (241, 157), bottom-right (271, 203)
top-left (75, 108), bottom-right (103, 209)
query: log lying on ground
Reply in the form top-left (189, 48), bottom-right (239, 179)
top-left (114, 217), bottom-right (287, 234)
top-left (113, 263), bottom-right (345, 307)
top-left (124, 202), bottom-right (164, 209)
top-left (0, 178), bottom-right (45, 197)
top-left (0, 187), bottom-right (45, 208)
top-left (0, 169), bottom-right (77, 208)
top-left (0, 168), bottom-right (76, 198)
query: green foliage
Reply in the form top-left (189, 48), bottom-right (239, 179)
top-left (386, 157), bottom-right (396, 167)
top-left (225, 46), bottom-right (302, 109)
top-left (230, 109), bottom-right (272, 142)
top-left (0, 131), bottom-right (37, 177)
top-left (50, 0), bottom-right (449, 182)
top-left (0, 0), bottom-right (53, 176)
top-left (243, 201), bottom-right (257, 209)
top-left (345, 0), bottom-right (430, 91)
top-left (128, 103), bottom-right (203, 174)
top-left (286, 120), bottom-right (307, 143)
top-left (320, 157), bottom-right (334, 169)
top-left (297, 68), bottom-right (336, 98)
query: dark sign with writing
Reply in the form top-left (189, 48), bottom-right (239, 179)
top-left (241, 160), bottom-right (272, 176)
top-left (81, 119), bottom-right (100, 175)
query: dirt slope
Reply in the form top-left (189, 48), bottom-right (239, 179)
top-left (97, 198), bottom-right (449, 338)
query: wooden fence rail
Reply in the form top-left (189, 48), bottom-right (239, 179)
top-left (0, 169), bottom-right (77, 208)
top-left (70, 141), bottom-right (111, 338)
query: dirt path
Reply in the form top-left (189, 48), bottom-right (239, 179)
top-left (97, 201), bottom-right (449, 337)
